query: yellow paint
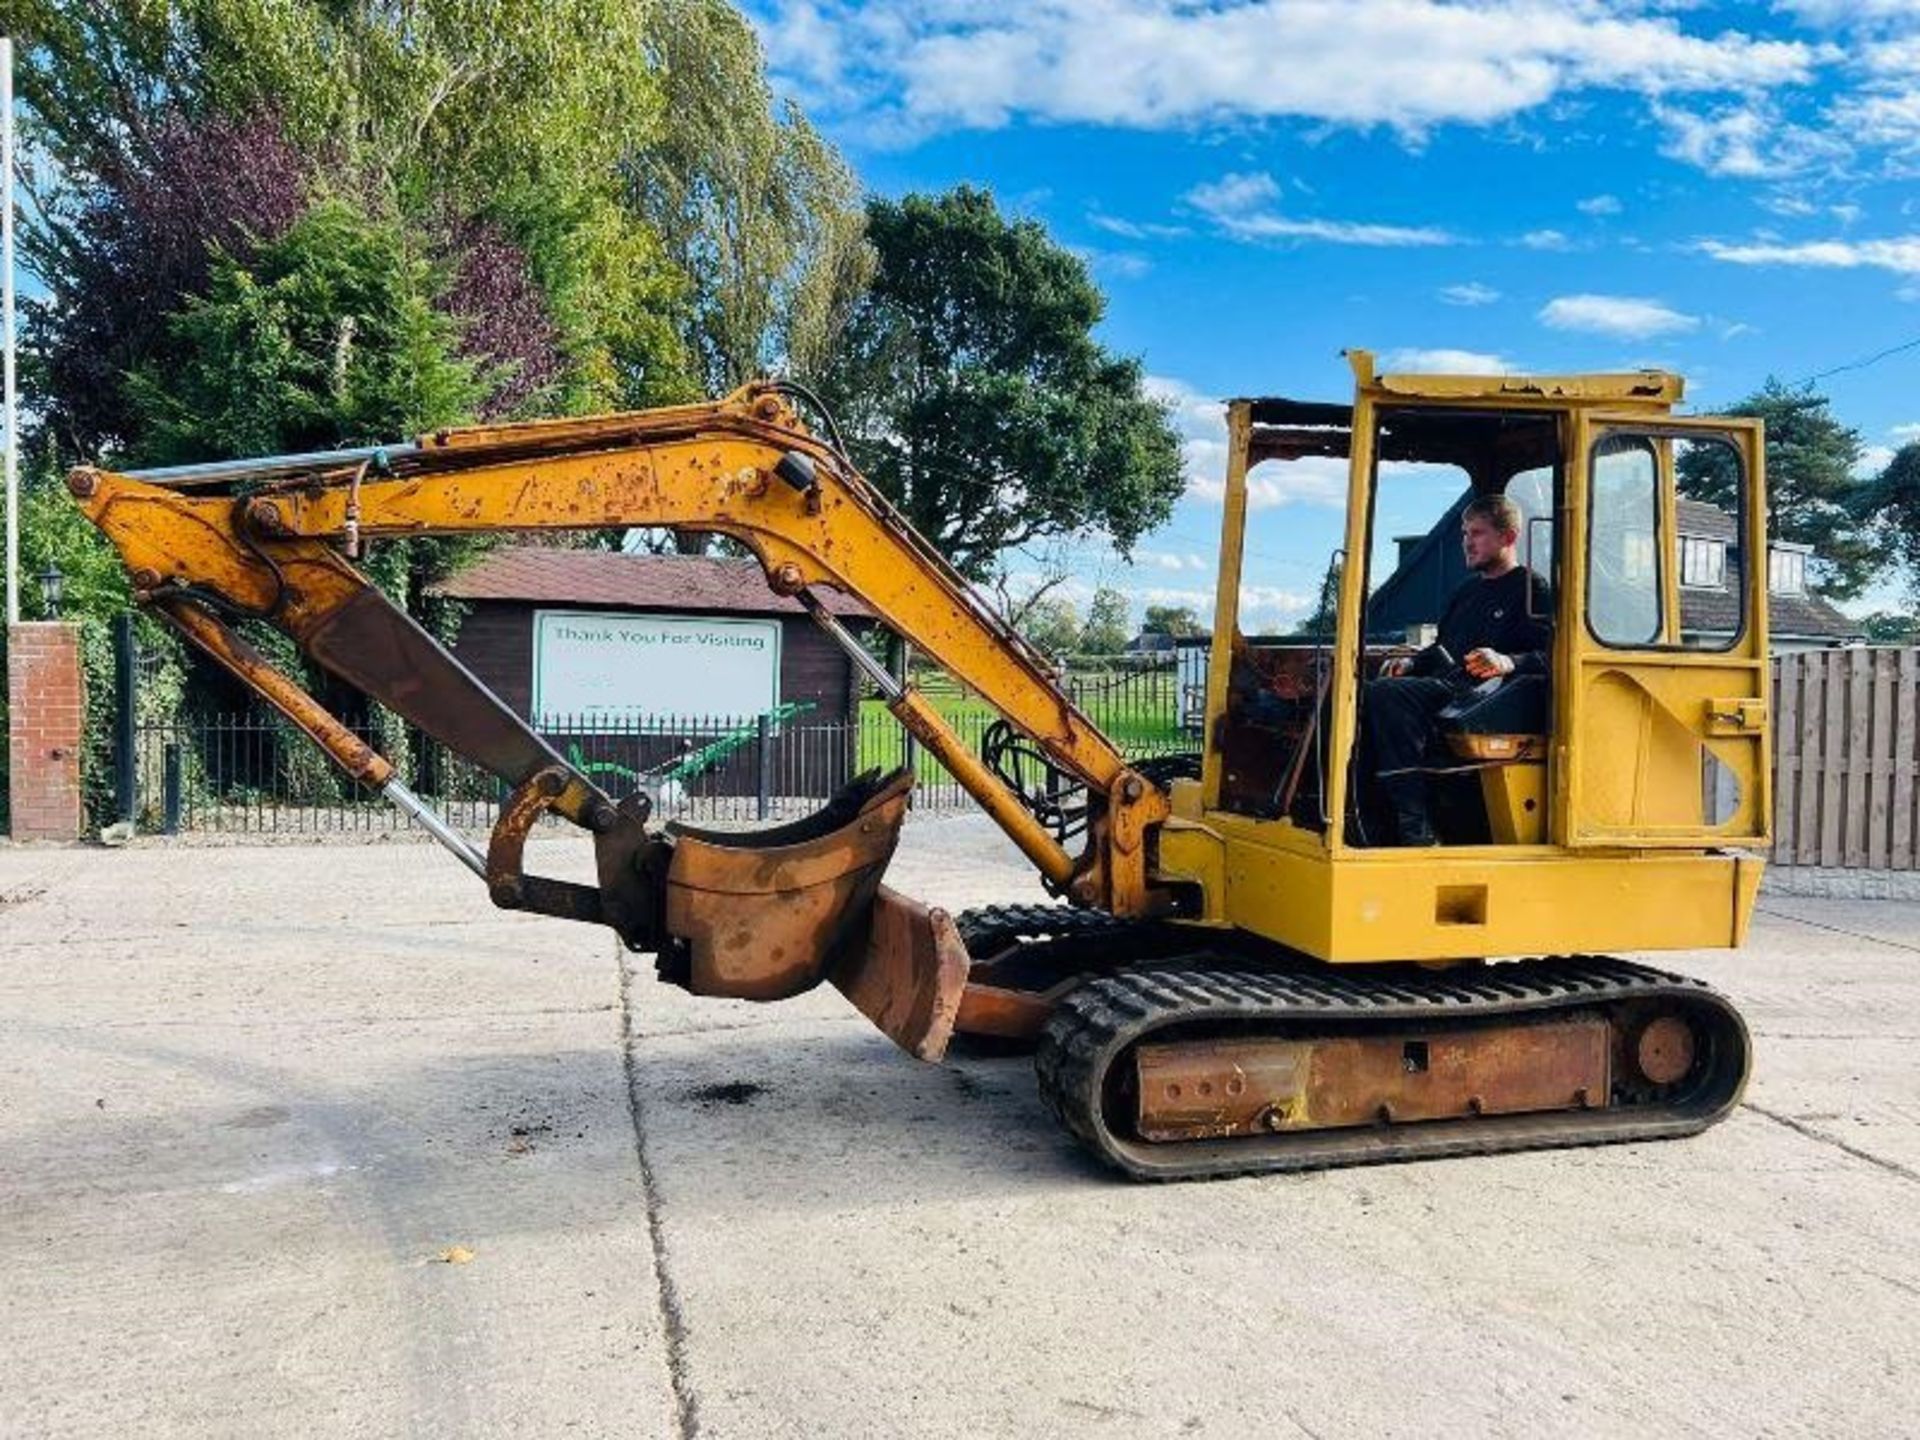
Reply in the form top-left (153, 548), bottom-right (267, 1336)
top-left (1177, 355), bottom-right (1768, 962)
top-left (1479, 762), bottom-right (1546, 845)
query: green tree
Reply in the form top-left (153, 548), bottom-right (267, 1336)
top-left (1082, 588), bottom-right (1132, 653)
top-left (1676, 379), bottom-right (1884, 601)
top-left (1289, 555), bottom-right (1344, 640)
top-left (124, 200), bottom-right (492, 627)
top-left (632, 0), bottom-right (873, 393)
top-left (9, 0), bottom-right (695, 447)
top-left (822, 186), bottom-right (1184, 580)
top-left (124, 200), bottom-right (483, 463)
top-left (1860, 442), bottom-right (1920, 615)
top-left (1143, 604), bottom-right (1203, 638)
top-left (1017, 597), bottom-right (1083, 658)
top-left (1857, 609), bottom-right (1919, 644)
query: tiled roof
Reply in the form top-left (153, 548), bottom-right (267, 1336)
top-left (1680, 552), bottom-right (1863, 641)
top-left (429, 547), bottom-right (874, 618)
top-left (1677, 498), bottom-right (1738, 540)
top-left (1672, 499), bottom-right (1860, 640)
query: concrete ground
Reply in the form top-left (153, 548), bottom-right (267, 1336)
top-left (1, 817), bottom-right (1916, 1439)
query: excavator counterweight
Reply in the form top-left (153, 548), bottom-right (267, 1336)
top-left (71, 357), bottom-right (1765, 1181)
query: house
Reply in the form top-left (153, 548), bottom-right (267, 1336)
top-left (1669, 499), bottom-right (1859, 652)
top-left (1366, 493), bottom-right (1863, 652)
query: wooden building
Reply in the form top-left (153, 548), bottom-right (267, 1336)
top-left (430, 548), bottom-right (878, 726)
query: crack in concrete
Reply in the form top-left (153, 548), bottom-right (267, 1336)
top-left (1742, 1102), bottom-right (1920, 1186)
top-left (1755, 906), bottom-right (1920, 956)
top-left (617, 949), bottom-right (701, 1440)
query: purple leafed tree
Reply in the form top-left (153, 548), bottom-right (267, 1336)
top-left (434, 213), bottom-right (563, 418)
top-left (35, 108), bottom-right (312, 459)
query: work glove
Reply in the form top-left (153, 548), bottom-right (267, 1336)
top-left (1464, 648), bottom-right (1515, 679)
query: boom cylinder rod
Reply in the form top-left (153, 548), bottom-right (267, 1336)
top-left (383, 778), bottom-right (487, 877)
top-left (801, 593), bottom-right (903, 700)
top-left (799, 589), bottom-right (1076, 886)
top-left (125, 441), bottom-right (421, 487)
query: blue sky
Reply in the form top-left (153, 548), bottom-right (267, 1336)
top-left (747, 0), bottom-right (1920, 627)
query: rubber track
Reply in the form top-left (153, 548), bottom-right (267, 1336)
top-left (1036, 956), bottom-right (1750, 1182)
top-left (955, 903), bottom-right (1139, 956)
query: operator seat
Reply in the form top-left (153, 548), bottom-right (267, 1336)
top-left (1435, 675), bottom-right (1548, 844)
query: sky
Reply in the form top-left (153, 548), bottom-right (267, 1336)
top-left (745, 0), bottom-right (1920, 629)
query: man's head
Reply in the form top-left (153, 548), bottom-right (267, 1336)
top-left (1460, 494), bottom-right (1522, 576)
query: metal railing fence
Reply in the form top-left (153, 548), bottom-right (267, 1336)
top-left (126, 705), bottom-right (1199, 836)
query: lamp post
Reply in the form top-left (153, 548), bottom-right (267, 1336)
top-left (36, 560), bottom-right (63, 620)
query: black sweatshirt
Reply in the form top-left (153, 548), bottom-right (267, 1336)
top-left (1436, 566), bottom-right (1553, 676)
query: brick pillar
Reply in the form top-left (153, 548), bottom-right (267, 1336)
top-left (9, 622), bottom-right (88, 841)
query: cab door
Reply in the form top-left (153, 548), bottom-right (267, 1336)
top-left (1556, 413), bottom-right (1770, 848)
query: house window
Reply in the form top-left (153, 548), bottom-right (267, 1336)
top-left (1680, 536), bottom-right (1725, 589)
top-left (1769, 547), bottom-right (1807, 596)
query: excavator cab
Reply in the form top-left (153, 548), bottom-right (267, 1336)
top-left (1160, 351), bottom-right (1771, 963)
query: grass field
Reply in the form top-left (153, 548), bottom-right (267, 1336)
top-left (856, 670), bottom-right (1191, 788)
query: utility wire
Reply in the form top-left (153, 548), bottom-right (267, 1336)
top-left (1792, 333), bottom-right (1920, 388)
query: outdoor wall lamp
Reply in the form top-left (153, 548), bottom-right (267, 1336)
top-left (37, 560), bottom-right (64, 620)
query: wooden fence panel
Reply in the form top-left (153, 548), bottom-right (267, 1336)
top-left (1771, 647), bottom-right (1920, 871)
top-left (1844, 649), bottom-right (1872, 867)
top-left (1774, 654), bottom-right (1799, 863)
top-left (1868, 648), bottom-right (1894, 871)
top-left (1897, 649), bottom-right (1917, 871)
top-left (1817, 651), bottom-right (1843, 865)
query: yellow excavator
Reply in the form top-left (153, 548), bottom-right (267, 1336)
top-left (70, 351), bottom-right (1769, 1180)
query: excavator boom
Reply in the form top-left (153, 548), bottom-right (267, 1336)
top-left (69, 384), bottom-right (1166, 1061)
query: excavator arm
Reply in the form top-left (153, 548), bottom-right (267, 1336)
top-left (68, 383), bottom-right (1170, 1060)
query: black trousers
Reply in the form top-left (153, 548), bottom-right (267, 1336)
top-left (1360, 676), bottom-right (1458, 841)
top-left (1362, 676), bottom-right (1455, 777)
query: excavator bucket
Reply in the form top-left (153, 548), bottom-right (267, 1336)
top-left (660, 769), bottom-right (968, 1060)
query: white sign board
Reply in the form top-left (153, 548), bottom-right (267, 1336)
top-left (533, 610), bottom-right (782, 721)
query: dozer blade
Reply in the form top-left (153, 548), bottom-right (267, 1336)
top-left (658, 768), bottom-right (968, 1060)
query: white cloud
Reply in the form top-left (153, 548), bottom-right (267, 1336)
top-left (1829, 88), bottom-right (1920, 150)
top-left (1127, 583), bottom-right (1314, 632)
top-left (1236, 585), bottom-right (1316, 630)
top-left (1653, 101), bottom-right (1848, 178)
top-left (1240, 456), bottom-right (1352, 511)
top-left (1439, 281), bottom-right (1500, 305)
top-left (1185, 172), bottom-right (1455, 246)
top-left (1082, 248), bottom-right (1151, 279)
top-left (1136, 550), bottom-right (1211, 572)
top-left (1890, 422), bottom-right (1920, 441)
top-left (1519, 228), bottom-right (1573, 250)
top-left (1539, 293), bottom-right (1701, 337)
top-left (1857, 443), bottom-right (1897, 478)
top-left (1576, 193), bottom-right (1623, 215)
top-left (1087, 212), bottom-right (1190, 241)
top-left (760, 1), bottom-right (1820, 137)
top-left (1698, 235), bottom-right (1920, 273)
top-left (1144, 375), bottom-right (1231, 499)
top-left (757, 0), bottom-right (853, 100)
top-left (1779, 1), bottom-right (1920, 26)
top-left (1382, 347), bottom-right (1517, 373)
